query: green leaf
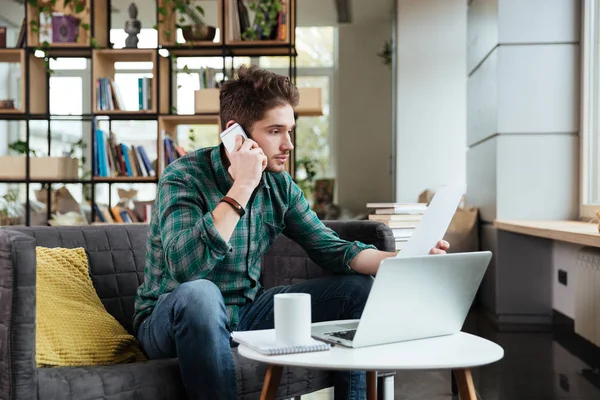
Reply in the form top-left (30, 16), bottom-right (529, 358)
top-left (42, 6), bottom-right (51, 13)
top-left (75, 1), bottom-right (85, 13)
top-left (177, 85), bottom-right (182, 89)
top-left (63, 0), bottom-right (72, 7)
top-left (81, 23), bottom-right (90, 30)
top-left (28, 0), bottom-right (38, 7)
top-left (195, 5), bottom-right (205, 16)
top-left (158, 7), bottom-right (168, 16)
top-left (171, 106), bottom-right (178, 113)
top-left (42, 40), bottom-right (50, 48)
top-left (182, 64), bottom-right (190, 73)
top-left (152, 24), bottom-right (158, 30)
top-left (90, 38), bottom-right (97, 48)
top-left (32, 26), bottom-right (39, 33)
top-left (30, 20), bottom-right (38, 27)
top-left (178, 17), bottom-right (185, 24)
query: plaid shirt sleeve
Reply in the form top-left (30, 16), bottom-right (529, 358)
top-left (158, 173), bottom-right (233, 283)
top-left (282, 177), bottom-right (376, 273)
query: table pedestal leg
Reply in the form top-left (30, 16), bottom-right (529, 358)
top-left (367, 371), bottom-right (378, 400)
top-left (260, 365), bottom-right (283, 400)
top-left (453, 368), bottom-right (476, 400)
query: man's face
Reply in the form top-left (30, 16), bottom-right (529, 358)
top-left (248, 104), bottom-right (296, 173)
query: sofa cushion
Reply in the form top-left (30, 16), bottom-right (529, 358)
top-left (36, 246), bottom-right (146, 367)
top-left (36, 350), bottom-right (331, 400)
top-left (5, 225), bottom-right (148, 334)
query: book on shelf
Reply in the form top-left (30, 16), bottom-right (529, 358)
top-left (93, 203), bottom-right (151, 224)
top-left (94, 129), bottom-right (156, 178)
top-left (199, 68), bottom-right (218, 89)
top-left (162, 134), bottom-right (188, 168)
top-left (95, 77), bottom-right (151, 112)
top-left (138, 77), bottom-right (152, 110)
top-left (96, 78), bottom-right (126, 111)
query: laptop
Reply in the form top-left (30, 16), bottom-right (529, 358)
top-left (311, 251), bottom-right (492, 348)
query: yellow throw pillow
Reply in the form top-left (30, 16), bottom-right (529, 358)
top-left (36, 246), bottom-right (146, 367)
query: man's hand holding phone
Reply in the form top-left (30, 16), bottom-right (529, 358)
top-left (228, 135), bottom-right (267, 190)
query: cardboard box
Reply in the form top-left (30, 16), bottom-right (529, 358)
top-left (0, 156), bottom-right (79, 180)
top-left (296, 87), bottom-right (323, 116)
top-left (194, 89), bottom-right (220, 114)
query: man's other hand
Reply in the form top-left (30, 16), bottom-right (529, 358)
top-left (429, 240), bottom-right (450, 255)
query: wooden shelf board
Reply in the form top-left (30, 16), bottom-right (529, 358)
top-left (226, 40), bottom-right (291, 46)
top-left (296, 109), bottom-right (323, 117)
top-left (185, 41), bottom-right (222, 47)
top-left (45, 47), bottom-right (92, 58)
top-left (0, 49), bottom-right (24, 63)
top-left (159, 114), bottom-right (220, 126)
top-left (0, 109), bottom-right (24, 114)
top-left (94, 49), bottom-right (156, 62)
top-left (494, 220), bottom-right (600, 248)
top-left (166, 46), bottom-right (225, 57)
top-left (93, 177), bottom-right (158, 183)
top-left (93, 111), bottom-right (157, 120)
top-left (228, 46), bottom-right (296, 56)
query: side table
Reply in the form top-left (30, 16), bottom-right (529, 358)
top-left (237, 322), bottom-right (504, 400)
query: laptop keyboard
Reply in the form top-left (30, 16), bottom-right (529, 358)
top-left (325, 329), bottom-right (356, 341)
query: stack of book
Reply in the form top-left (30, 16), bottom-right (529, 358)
top-left (94, 130), bottom-right (155, 178)
top-left (366, 202), bottom-right (428, 251)
top-left (92, 203), bottom-right (152, 224)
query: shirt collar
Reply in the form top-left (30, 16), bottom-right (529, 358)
top-left (210, 145), bottom-right (270, 196)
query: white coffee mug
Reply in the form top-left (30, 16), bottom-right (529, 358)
top-left (274, 293), bottom-right (312, 346)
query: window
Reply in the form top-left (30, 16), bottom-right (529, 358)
top-left (258, 27), bottom-right (336, 203)
top-left (581, 0), bottom-right (600, 219)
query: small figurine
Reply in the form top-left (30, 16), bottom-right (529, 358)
top-left (124, 3), bottom-right (141, 48)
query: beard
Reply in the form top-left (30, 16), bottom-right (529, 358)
top-left (265, 155), bottom-right (289, 173)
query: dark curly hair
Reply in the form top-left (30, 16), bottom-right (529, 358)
top-left (219, 65), bottom-right (299, 133)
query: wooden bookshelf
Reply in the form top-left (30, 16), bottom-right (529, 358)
top-left (0, 0), bottom-right (298, 226)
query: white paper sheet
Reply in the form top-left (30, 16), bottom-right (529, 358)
top-left (395, 185), bottom-right (466, 258)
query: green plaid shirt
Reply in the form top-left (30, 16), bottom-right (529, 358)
top-left (133, 145), bottom-right (375, 334)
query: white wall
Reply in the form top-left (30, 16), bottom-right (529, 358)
top-left (336, 22), bottom-right (394, 214)
top-left (395, 0), bottom-right (467, 202)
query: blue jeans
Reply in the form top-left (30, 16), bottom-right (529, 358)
top-left (136, 274), bottom-right (373, 400)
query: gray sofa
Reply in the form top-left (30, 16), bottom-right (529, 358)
top-left (0, 221), bottom-right (394, 400)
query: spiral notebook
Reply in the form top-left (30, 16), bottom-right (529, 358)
top-left (231, 330), bottom-right (331, 356)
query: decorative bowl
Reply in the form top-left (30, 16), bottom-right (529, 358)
top-left (181, 25), bottom-right (217, 42)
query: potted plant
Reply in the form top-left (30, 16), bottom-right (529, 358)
top-left (158, 0), bottom-right (216, 43)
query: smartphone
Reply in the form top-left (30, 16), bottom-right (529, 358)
top-left (220, 123), bottom-right (248, 154)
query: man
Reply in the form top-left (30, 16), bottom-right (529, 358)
top-left (133, 65), bottom-right (449, 400)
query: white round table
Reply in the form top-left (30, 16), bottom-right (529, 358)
top-left (237, 321), bottom-right (504, 400)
